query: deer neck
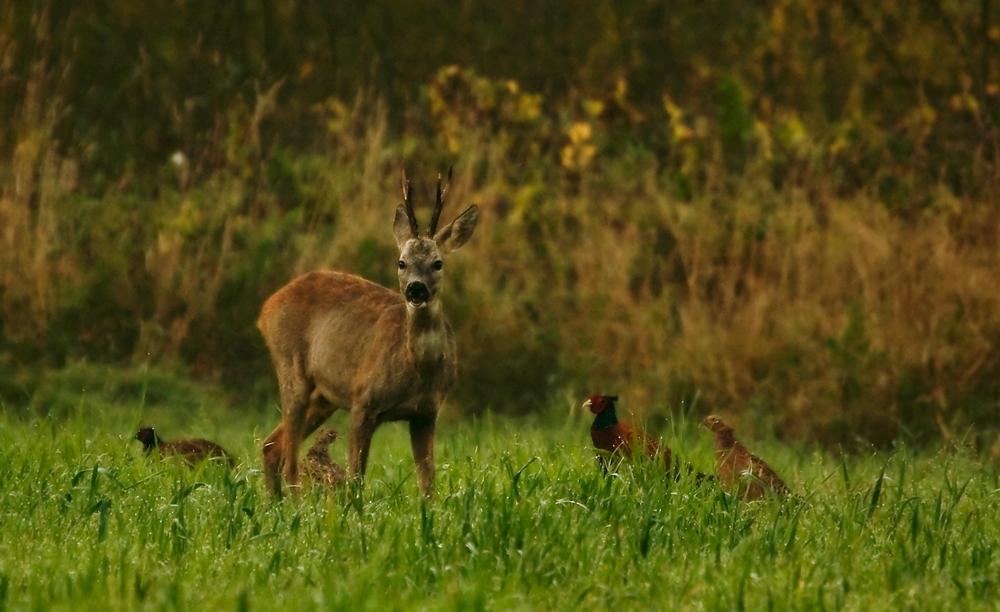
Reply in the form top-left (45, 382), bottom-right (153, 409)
top-left (405, 300), bottom-right (447, 363)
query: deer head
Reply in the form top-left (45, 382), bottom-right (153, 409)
top-left (392, 168), bottom-right (478, 311)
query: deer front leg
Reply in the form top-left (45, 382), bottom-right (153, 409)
top-left (409, 417), bottom-right (436, 498)
top-left (345, 408), bottom-right (377, 505)
top-left (347, 408), bottom-right (377, 482)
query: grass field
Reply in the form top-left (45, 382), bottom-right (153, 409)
top-left (1, 386), bottom-right (998, 611)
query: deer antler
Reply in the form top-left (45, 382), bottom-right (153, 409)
top-left (428, 166), bottom-right (452, 237)
top-left (401, 168), bottom-right (419, 237)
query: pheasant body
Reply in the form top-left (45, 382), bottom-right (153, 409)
top-left (701, 415), bottom-right (788, 501)
top-left (302, 427), bottom-right (346, 489)
top-left (135, 427), bottom-right (235, 468)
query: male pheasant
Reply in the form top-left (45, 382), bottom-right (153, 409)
top-left (585, 394), bottom-right (711, 483)
top-left (585, 394), bottom-right (672, 472)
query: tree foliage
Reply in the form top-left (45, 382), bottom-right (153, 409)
top-left (1, 0), bottom-right (996, 187)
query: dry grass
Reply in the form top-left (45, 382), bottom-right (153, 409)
top-left (2, 73), bottom-right (999, 451)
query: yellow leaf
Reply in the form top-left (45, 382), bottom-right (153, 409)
top-left (583, 99), bottom-right (605, 117)
top-left (672, 124), bottom-right (693, 142)
top-left (567, 122), bottom-right (592, 144)
top-left (517, 93), bottom-right (542, 121)
top-left (919, 104), bottom-right (937, 124)
top-left (662, 94), bottom-right (682, 118)
top-left (561, 145), bottom-right (576, 170)
top-left (614, 78), bottom-right (629, 106)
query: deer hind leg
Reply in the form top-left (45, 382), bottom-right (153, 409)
top-left (409, 417), bottom-right (436, 498)
top-left (262, 424), bottom-right (286, 496)
top-left (271, 362), bottom-right (311, 494)
top-left (281, 404), bottom-right (308, 491)
top-left (302, 389), bottom-right (337, 440)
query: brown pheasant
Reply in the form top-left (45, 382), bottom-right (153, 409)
top-left (135, 427), bottom-right (235, 468)
top-left (301, 427), bottom-right (346, 490)
top-left (701, 415), bottom-right (789, 501)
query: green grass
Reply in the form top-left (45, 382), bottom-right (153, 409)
top-left (1, 396), bottom-right (998, 611)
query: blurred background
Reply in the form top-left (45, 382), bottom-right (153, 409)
top-left (0, 0), bottom-right (998, 451)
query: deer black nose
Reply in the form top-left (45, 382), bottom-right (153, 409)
top-left (405, 281), bottom-right (430, 306)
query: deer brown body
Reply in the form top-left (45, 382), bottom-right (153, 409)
top-left (259, 170), bottom-right (478, 497)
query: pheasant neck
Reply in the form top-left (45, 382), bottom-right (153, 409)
top-left (142, 431), bottom-right (163, 453)
top-left (714, 431), bottom-right (736, 452)
top-left (591, 406), bottom-right (619, 430)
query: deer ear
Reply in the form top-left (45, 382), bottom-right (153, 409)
top-left (433, 205), bottom-right (479, 254)
top-left (393, 204), bottom-right (413, 248)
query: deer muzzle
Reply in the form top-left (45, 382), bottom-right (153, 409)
top-left (404, 281), bottom-right (431, 307)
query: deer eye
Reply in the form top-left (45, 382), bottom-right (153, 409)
top-left (433, 260), bottom-right (443, 271)
top-left (398, 260), bottom-right (406, 270)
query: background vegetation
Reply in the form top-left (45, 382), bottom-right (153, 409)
top-left (1, 0), bottom-right (999, 449)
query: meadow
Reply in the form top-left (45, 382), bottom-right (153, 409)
top-left (1, 370), bottom-right (998, 611)
top-left (2, 5), bottom-right (999, 609)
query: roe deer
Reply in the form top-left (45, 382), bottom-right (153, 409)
top-left (258, 169), bottom-right (478, 497)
